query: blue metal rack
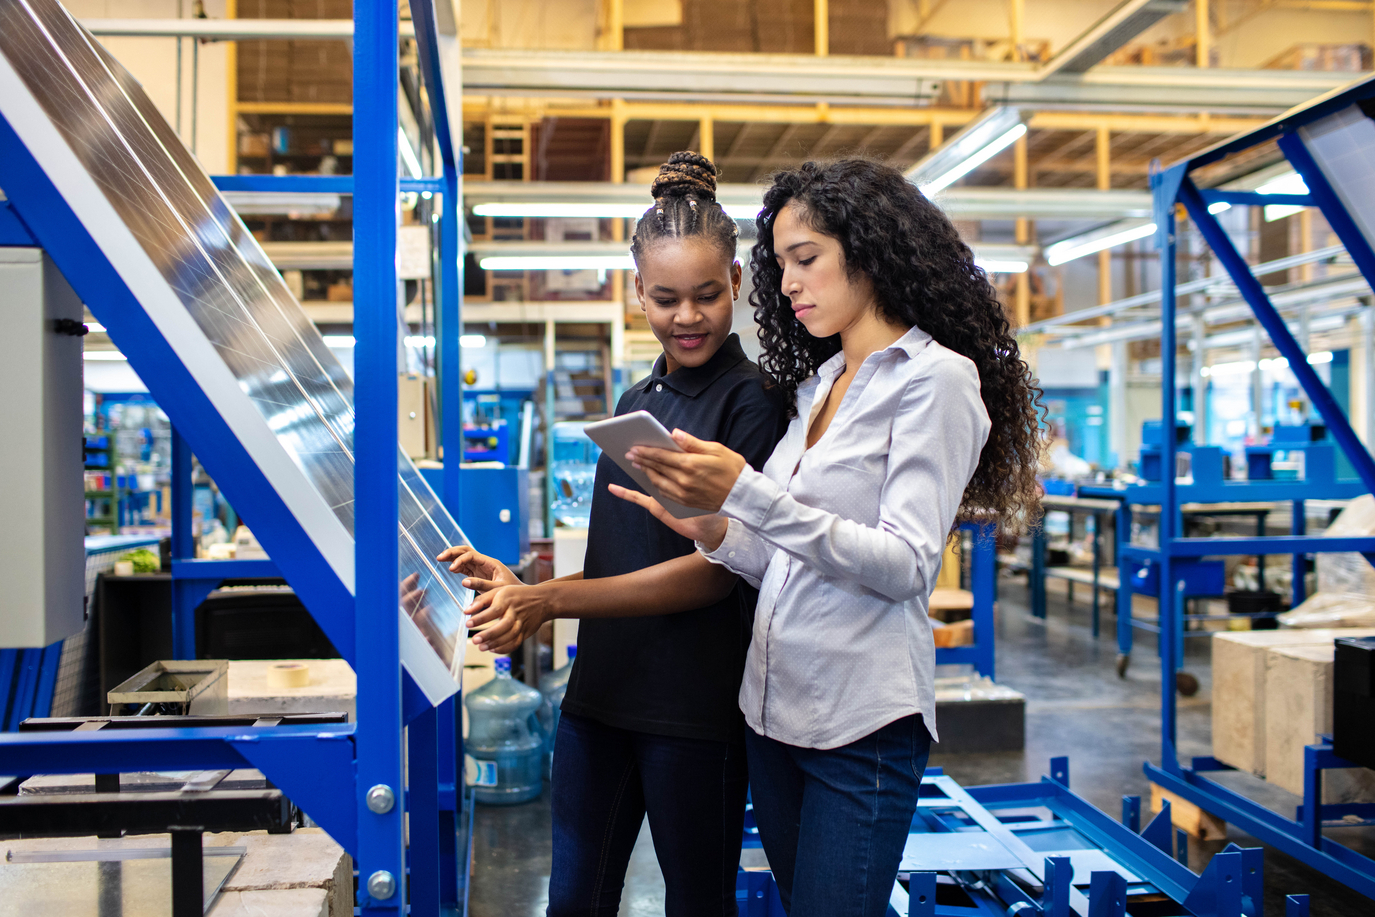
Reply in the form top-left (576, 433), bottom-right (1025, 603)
top-left (0, 2), bottom-right (468, 914)
top-left (737, 760), bottom-right (1291, 917)
top-left (935, 523), bottom-right (998, 679)
top-left (1127, 74), bottom-right (1375, 901)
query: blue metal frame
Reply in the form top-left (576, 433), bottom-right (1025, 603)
top-left (934, 523), bottom-right (997, 679)
top-left (0, 3), bottom-right (469, 912)
top-left (1137, 73), bottom-right (1375, 901)
top-left (737, 760), bottom-right (1278, 917)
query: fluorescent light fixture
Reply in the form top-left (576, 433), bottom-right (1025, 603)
top-left (907, 107), bottom-right (1027, 195)
top-left (1258, 171), bottom-right (1309, 222)
top-left (974, 258), bottom-right (1029, 274)
top-left (86, 322), bottom-right (106, 333)
top-left (479, 255), bottom-right (634, 272)
top-left (1207, 201), bottom-right (1231, 215)
top-left (83, 351), bottom-right (127, 361)
top-left (1045, 221), bottom-right (1156, 266)
top-left (1201, 351), bottom-right (1332, 377)
top-left (398, 127), bottom-right (424, 180)
top-left (460, 334), bottom-right (488, 349)
top-left (404, 335), bottom-right (436, 348)
top-left (322, 334), bottom-right (356, 347)
top-left (1202, 359), bottom-right (1255, 377)
top-left (923, 124), bottom-right (1027, 194)
top-left (472, 202), bottom-right (760, 221)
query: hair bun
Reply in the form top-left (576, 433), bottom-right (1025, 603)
top-left (651, 150), bottom-right (719, 202)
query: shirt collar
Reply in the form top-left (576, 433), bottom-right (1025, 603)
top-left (816, 326), bottom-right (932, 379)
top-left (648, 333), bottom-right (749, 397)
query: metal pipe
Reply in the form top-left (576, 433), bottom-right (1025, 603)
top-left (1025, 245), bottom-right (1348, 333)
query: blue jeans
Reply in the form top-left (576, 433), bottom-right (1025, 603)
top-left (547, 711), bottom-right (749, 917)
top-left (744, 714), bottom-right (932, 917)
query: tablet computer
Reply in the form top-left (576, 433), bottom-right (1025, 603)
top-left (583, 411), bottom-right (714, 519)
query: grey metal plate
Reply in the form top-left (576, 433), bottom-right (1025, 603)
top-left (0, 0), bottom-right (469, 687)
top-left (898, 833), bottom-right (1024, 872)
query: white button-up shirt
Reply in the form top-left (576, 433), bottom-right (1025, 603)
top-left (702, 325), bottom-right (990, 749)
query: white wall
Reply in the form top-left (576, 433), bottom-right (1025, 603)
top-left (62, 0), bottom-right (231, 174)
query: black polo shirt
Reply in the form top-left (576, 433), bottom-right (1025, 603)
top-left (560, 334), bottom-right (789, 743)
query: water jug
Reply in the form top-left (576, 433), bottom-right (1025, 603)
top-left (465, 657), bottom-right (543, 805)
top-left (537, 645), bottom-right (577, 778)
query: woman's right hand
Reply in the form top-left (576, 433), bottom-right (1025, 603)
top-left (436, 545), bottom-right (522, 592)
top-left (608, 484), bottom-right (729, 552)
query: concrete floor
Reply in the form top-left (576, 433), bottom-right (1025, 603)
top-left (468, 581), bottom-right (1374, 916)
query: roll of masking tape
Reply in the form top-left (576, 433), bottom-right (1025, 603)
top-left (266, 662), bottom-right (310, 688)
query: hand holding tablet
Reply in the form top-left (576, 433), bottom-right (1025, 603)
top-left (584, 411), bottom-right (714, 519)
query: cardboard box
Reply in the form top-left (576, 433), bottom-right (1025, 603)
top-left (1264, 643), bottom-right (1375, 801)
top-left (1211, 628), bottom-right (1375, 775)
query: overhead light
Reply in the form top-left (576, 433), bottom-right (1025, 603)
top-left (907, 107), bottom-right (1027, 194)
top-left (83, 351), bottom-right (127, 361)
top-left (1258, 171), bottom-right (1309, 222)
top-left (398, 128), bottom-right (424, 180)
top-left (974, 258), bottom-right (1029, 274)
top-left (404, 335), bottom-right (436, 348)
top-left (472, 202), bottom-right (760, 220)
top-left (1207, 201), bottom-right (1231, 215)
top-left (323, 334), bottom-right (356, 347)
top-left (479, 255), bottom-right (634, 271)
top-left (86, 322), bottom-right (106, 333)
top-left (1307, 350), bottom-right (1333, 364)
top-left (460, 334), bottom-right (487, 349)
top-left (1044, 220), bottom-right (1156, 266)
top-left (1202, 359), bottom-right (1256, 377)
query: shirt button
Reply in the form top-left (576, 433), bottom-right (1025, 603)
top-left (655, 384), bottom-right (663, 392)
top-left (728, 551), bottom-right (736, 558)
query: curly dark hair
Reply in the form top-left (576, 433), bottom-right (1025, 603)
top-left (630, 151), bottom-right (738, 265)
top-left (749, 159), bottom-right (1045, 525)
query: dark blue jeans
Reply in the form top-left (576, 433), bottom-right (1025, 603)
top-left (547, 711), bottom-right (749, 917)
top-left (744, 714), bottom-right (932, 917)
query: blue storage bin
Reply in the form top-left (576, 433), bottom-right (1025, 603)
top-left (1130, 558), bottom-right (1226, 597)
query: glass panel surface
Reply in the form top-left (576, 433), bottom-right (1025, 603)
top-left (0, 0), bottom-right (470, 676)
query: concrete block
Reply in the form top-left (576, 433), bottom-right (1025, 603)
top-left (215, 829), bottom-right (351, 917)
top-left (227, 659), bottom-right (355, 722)
top-left (209, 889), bottom-right (329, 917)
top-left (1210, 628), bottom-right (1375, 776)
top-left (1264, 644), bottom-right (1375, 802)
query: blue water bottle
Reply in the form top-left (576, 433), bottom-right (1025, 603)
top-left (464, 657), bottom-right (543, 805)
top-left (537, 645), bottom-right (577, 778)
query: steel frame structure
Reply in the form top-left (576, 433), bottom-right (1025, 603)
top-left (0, 2), bottom-right (470, 913)
top-left (738, 760), bottom-right (1303, 917)
top-left (1122, 74), bottom-right (1375, 901)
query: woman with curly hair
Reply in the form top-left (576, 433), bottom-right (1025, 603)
top-left (613, 158), bottom-right (1043, 916)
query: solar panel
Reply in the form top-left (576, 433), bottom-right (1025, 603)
top-left (0, 0), bottom-right (469, 700)
top-left (1300, 103), bottom-right (1375, 256)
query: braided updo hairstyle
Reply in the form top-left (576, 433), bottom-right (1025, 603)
top-left (630, 151), bottom-right (739, 266)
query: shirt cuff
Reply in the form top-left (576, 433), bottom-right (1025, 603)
top-left (698, 517), bottom-right (748, 568)
top-left (720, 463), bottom-right (780, 530)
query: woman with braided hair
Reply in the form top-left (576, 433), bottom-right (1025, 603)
top-left (439, 151), bottom-right (788, 916)
top-left (612, 158), bottom-right (1044, 916)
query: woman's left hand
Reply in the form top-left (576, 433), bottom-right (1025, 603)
top-left (465, 584), bottom-right (551, 656)
top-left (627, 430), bottom-right (747, 513)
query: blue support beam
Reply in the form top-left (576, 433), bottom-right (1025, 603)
top-left (1177, 176), bottom-right (1375, 497)
top-left (0, 199), bottom-right (36, 245)
top-left (353, 1), bottom-right (406, 912)
top-left (210, 174), bottom-right (445, 194)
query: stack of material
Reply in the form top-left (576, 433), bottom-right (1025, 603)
top-left (1212, 628), bottom-right (1375, 801)
top-left (933, 676), bottom-right (1024, 754)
